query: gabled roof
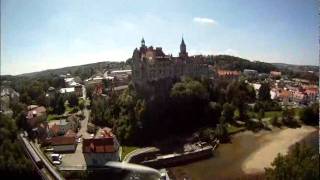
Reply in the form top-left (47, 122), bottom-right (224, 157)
top-left (82, 137), bottom-right (116, 153)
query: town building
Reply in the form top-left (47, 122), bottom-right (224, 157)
top-left (270, 71), bottom-right (282, 78)
top-left (26, 105), bottom-right (47, 128)
top-left (83, 127), bottom-right (120, 166)
top-left (216, 69), bottom-right (241, 79)
top-left (131, 38), bottom-right (210, 96)
top-left (243, 69), bottom-right (258, 78)
top-left (48, 135), bottom-right (77, 153)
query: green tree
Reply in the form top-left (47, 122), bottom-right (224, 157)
top-left (299, 103), bottom-right (318, 126)
top-left (68, 93), bottom-right (79, 107)
top-left (282, 107), bottom-right (298, 127)
top-left (271, 114), bottom-right (281, 127)
top-left (214, 117), bottom-right (229, 142)
top-left (258, 83), bottom-right (271, 101)
top-left (265, 143), bottom-right (319, 180)
top-left (257, 108), bottom-right (265, 122)
top-left (0, 114), bottom-right (37, 178)
top-left (222, 103), bottom-right (235, 123)
top-left (55, 95), bottom-right (65, 114)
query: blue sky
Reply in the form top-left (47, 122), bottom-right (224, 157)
top-left (1, 0), bottom-right (318, 75)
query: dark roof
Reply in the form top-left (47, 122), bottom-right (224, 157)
top-left (50, 136), bottom-right (75, 145)
top-left (82, 138), bottom-right (116, 153)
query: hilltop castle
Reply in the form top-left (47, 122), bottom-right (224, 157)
top-left (131, 38), bottom-right (210, 96)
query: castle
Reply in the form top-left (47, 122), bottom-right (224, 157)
top-left (131, 38), bottom-right (210, 96)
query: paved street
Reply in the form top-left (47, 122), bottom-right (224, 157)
top-left (59, 90), bottom-right (91, 170)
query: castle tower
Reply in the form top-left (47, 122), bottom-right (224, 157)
top-left (141, 38), bottom-right (145, 47)
top-left (179, 37), bottom-right (188, 58)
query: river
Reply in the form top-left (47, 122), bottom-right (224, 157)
top-left (169, 126), bottom-right (317, 180)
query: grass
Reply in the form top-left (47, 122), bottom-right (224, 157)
top-left (121, 146), bottom-right (139, 160)
top-left (227, 124), bottom-right (246, 134)
top-left (265, 111), bottom-right (282, 118)
top-left (47, 114), bottom-right (69, 121)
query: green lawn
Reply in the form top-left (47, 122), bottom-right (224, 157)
top-left (121, 146), bottom-right (139, 160)
top-left (227, 124), bottom-right (246, 134)
top-left (265, 111), bottom-right (282, 118)
top-left (47, 114), bottom-right (69, 121)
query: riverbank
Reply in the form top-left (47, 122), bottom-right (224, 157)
top-left (242, 125), bottom-right (317, 174)
top-left (169, 126), bottom-right (317, 180)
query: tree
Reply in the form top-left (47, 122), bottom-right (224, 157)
top-left (0, 114), bottom-right (37, 178)
top-left (258, 83), bottom-right (271, 101)
top-left (271, 114), bottom-right (281, 127)
top-left (282, 107), bottom-right (299, 127)
top-left (68, 93), bottom-right (79, 107)
top-left (55, 95), bottom-right (65, 114)
top-left (207, 102), bottom-right (222, 125)
top-left (214, 117), bottom-right (229, 142)
top-left (257, 108), bottom-right (265, 122)
top-left (265, 143), bottom-right (319, 180)
top-left (222, 103), bottom-right (235, 123)
top-left (299, 103), bottom-right (318, 126)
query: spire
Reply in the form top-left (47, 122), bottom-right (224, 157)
top-left (141, 37), bottom-right (145, 47)
top-left (179, 36), bottom-right (188, 58)
top-left (181, 36), bottom-right (185, 46)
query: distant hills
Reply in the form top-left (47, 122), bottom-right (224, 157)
top-left (271, 62), bottom-right (319, 73)
top-left (1, 55), bottom-right (318, 80)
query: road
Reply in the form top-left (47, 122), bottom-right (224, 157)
top-left (59, 88), bottom-right (91, 170)
top-left (123, 147), bottom-right (159, 163)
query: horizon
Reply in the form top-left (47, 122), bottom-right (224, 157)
top-left (1, 0), bottom-right (318, 75)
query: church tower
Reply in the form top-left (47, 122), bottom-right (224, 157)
top-left (141, 37), bottom-right (146, 47)
top-left (179, 37), bottom-right (188, 58)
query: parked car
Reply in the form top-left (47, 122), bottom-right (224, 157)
top-left (51, 154), bottom-right (62, 161)
top-left (53, 161), bottom-right (61, 165)
top-left (77, 138), bottom-right (81, 143)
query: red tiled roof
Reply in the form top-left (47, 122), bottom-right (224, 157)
top-left (270, 71), bottom-right (281, 76)
top-left (217, 70), bottom-right (241, 76)
top-left (49, 124), bottom-right (60, 136)
top-left (82, 137), bottom-right (116, 153)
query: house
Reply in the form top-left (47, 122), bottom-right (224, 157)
top-left (74, 84), bottom-right (83, 97)
top-left (48, 136), bottom-right (77, 153)
top-left (216, 69), bottom-right (241, 79)
top-left (26, 105), bottom-right (47, 128)
top-left (292, 91), bottom-right (307, 104)
top-left (243, 69), bottom-right (258, 78)
top-left (48, 118), bottom-right (78, 137)
top-left (270, 71), bottom-right (282, 78)
top-left (277, 90), bottom-right (293, 104)
top-left (33, 122), bottom-right (49, 144)
top-left (305, 88), bottom-right (318, 102)
top-left (83, 127), bottom-right (120, 166)
top-left (59, 87), bottom-right (75, 94)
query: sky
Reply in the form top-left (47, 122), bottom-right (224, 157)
top-left (1, 0), bottom-right (318, 75)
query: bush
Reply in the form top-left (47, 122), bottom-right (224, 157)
top-left (271, 115), bottom-right (281, 127)
top-left (299, 103), bottom-right (318, 126)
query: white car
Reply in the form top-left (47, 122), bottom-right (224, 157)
top-left (51, 154), bottom-right (62, 161)
top-left (52, 161), bottom-right (61, 165)
top-left (77, 138), bottom-right (81, 143)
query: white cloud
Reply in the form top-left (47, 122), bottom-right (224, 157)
top-left (193, 17), bottom-right (217, 25)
